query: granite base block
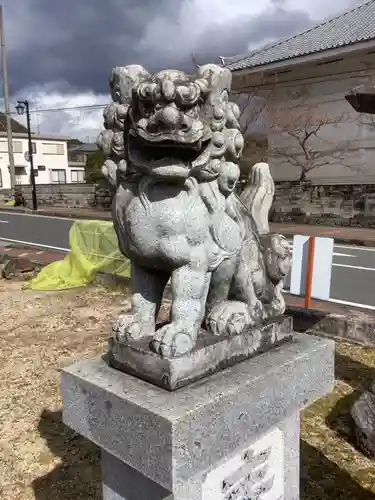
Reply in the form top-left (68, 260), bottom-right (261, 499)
top-left (61, 332), bottom-right (334, 499)
top-left (107, 315), bottom-right (293, 390)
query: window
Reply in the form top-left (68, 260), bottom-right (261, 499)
top-left (38, 165), bottom-right (46, 171)
top-left (43, 142), bottom-right (64, 155)
top-left (15, 166), bottom-right (26, 175)
top-left (71, 169), bottom-right (85, 183)
top-left (68, 152), bottom-right (85, 162)
top-left (31, 142), bottom-right (37, 154)
top-left (51, 169), bottom-right (66, 184)
top-left (0, 168), bottom-right (2, 187)
top-left (15, 166), bottom-right (26, 185)
top-left (0, 141), bottom-right (23, 153)
top-left (13, 141), bottom-right (23, 153)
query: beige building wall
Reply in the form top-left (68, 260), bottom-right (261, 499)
top-left (232, 51), bottom-right (375, 184)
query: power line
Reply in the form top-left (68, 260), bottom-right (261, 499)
top-left (8, 103), bottom-right (107, 115)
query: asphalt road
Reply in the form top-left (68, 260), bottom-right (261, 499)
top-left (1, 210), bottom-right (375, 310)
top-left (0, 211), bottom-right (73, 251)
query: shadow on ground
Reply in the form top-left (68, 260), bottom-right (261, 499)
top-left (32, 409), bottom-right (101, 500)
top-left (301, 440), bottom-right (375, 499)
top-left (288, 309), bottom-right (326, 333)
top-left (335, 353), bottom-right (375, 392)
top-left (327, 353), bottom-right (375, 453)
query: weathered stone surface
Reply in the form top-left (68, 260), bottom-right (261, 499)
top-left (351, 382), bottom-right (375, 457)
top-left (290, 305), bottom-right (375, 347)
top-left (94, 63), bottom-right (292, 366)
top-left (108, 315), bottom-right (293, 390)
top-left (271, 181), bottom-right (375, 227)
top-left (61, 332), bottom-right (334, 498)
top-left (0, 183), bottom-right (112, 209)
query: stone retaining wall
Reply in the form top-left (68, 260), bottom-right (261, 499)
top-left (2, 181), bottom-right (375, 226)
top-left (0, 183), bottom-right (114, 209)
top-left (271, 181), bottom-right (375, 227)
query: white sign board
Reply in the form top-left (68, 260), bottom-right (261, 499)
top-left (290, 235), bottom-right (334, 301)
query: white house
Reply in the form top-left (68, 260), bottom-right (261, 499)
top-left (0, 115), bottom-right (86, 189)
top-left (224, 0), bottom-right (375, 184)
top-left (67, 141), bottom-right (98, 175)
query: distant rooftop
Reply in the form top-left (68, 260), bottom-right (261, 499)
top-left (0, 112), bottom-right (28, 134)
top-left (224, 0), bottom-right (375, 71)
top-left (68, 142), bottom-right (98, 153)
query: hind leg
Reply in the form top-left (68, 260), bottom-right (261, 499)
top-left (205, 256), bottom-right (237, 315)
top-left (206, 240), bottom-right (266, 337)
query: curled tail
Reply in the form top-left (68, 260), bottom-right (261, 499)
top-left (240, 162), bottom-right (275, 235)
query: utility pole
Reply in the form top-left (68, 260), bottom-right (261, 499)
top-left (25, 101), bottom-right (37, 210)
top-left (16, 100), bottom-right (37, 210)
top-left (0, 6), bottom-right (16, 192)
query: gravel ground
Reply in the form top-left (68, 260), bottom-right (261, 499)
top-left (0, 280), bottom-right (375, 499)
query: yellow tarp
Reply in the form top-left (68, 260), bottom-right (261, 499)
top-left (30, 219), bottom-right (131, 291)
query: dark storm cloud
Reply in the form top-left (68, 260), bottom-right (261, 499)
top-left (3, 0), bottom-right (313, 96)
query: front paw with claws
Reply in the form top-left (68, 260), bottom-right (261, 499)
top-left (150, 322), bottom-right (197, 358)
top-left (112, 313), bottom-right (154, 343)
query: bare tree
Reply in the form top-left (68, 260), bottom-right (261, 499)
top-left (231, 73), bottom-right (278, 179)
top-left (267, 100), bottom-right (358, 182)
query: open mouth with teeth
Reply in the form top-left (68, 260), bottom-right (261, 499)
top-left (127, 134), bottom-right (211, 178)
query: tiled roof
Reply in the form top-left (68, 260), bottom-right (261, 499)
top-left (68, 142), bottom-right (98, 153)
top-left (0, 112), bottom-right (28, 134)
top-left (225, 0), bottom-right (375, 71)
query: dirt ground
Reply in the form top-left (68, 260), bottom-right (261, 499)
top-left (0, 280), bottom-right (127, 500)
top-left (0, 281), bottom-right (375, 499)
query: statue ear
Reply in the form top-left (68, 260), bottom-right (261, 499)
top-left (197, 64), bottom-right (232, 94)
top-left (109, 65), bottom-right (151, 103)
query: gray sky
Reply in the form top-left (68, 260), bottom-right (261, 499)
top-left (1, 0), bottom-right (361, 137)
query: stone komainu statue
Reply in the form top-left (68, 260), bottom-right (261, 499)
top-left (97, 63), bottom-right (292, 358)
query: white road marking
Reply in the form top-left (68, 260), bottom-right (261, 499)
top-left (332, 263), bottom-right (375, 271)
top-left (287, 239), bottom-right (375, 253)
top-left (328, 298), bottom-right (375, 311)
top-left (0, 236), bottom-right (69, 252)
top-left (18, 252), bottom-right (29, 257)
top-left (284, 292), bottom-right (375, 311)
top-left (289, 250), bottom-right (354, 258)
top-left (0, 220), bottom-right (9, 223)
top-left (334, 244), bottom-right (375, 252)
top-left (0, 210), bottom-right (77, 222)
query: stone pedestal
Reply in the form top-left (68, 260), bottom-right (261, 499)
top-left (61, 333), bottom-right (334, 499)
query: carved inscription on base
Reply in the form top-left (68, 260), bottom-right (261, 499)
top-left (202, 427), bottom-right (284, 500)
